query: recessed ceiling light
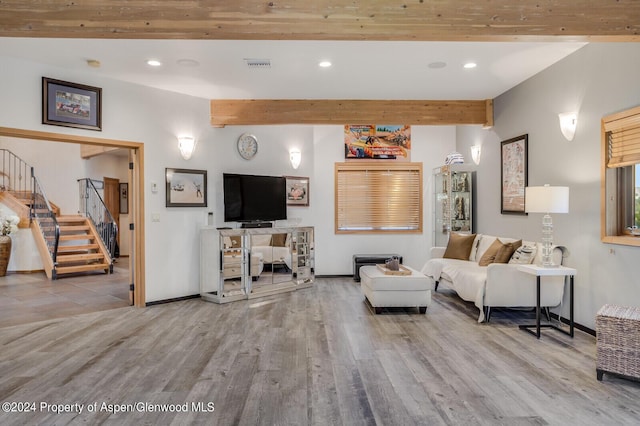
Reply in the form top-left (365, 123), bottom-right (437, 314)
top-left (147, 59), bottom-right (162, 67)
top-left (463, 62), bottom-right (477, 69)
top-left (177, 58), bottom-right (200, 67)
top-left (319, 61), bottom-right (332, 68)
top-left (428, 61), bottom-right (447, 69)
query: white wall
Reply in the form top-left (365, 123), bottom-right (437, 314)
top-left (457, 43), bottom-right (640, 329)
top-left (85, 154), bottom-right (131, 256)
top-left (0, 54), bottom-right (459, 302)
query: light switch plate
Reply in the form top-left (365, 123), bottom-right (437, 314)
top-left (151, 182), bottom-right (158, 193)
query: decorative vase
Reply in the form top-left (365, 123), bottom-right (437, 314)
top-left (0, 235), bottom-right (11, 277)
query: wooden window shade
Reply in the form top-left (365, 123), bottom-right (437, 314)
top-left (335, 162), bottom-right (423, 233)
top-left (604, 106), bottom-right (640, 168)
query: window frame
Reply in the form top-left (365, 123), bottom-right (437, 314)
top-left (334, 162), bottom-right (423, 234)
top-left (601, 105), bottom-right (640, 247)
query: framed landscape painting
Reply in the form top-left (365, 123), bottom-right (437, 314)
top-left (501, 134), bottom-right (528, 215)
top-left (165, 168), bottom-right (207, 207)
top-left (42, 77), bottom-right (102, 131)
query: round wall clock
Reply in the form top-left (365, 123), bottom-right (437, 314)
top-left (237, 133), bottom-right (258, 160)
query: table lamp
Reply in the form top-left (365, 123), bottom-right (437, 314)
top-left (525, 184), bottom-right (569, 267)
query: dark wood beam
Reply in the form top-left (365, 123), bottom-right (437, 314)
top-left (210, 99), bottom-right (493, 127)
top-left (0, 1), bottom-right (638, 41)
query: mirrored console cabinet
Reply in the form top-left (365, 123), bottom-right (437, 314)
top-left (200, 226), bottom-right (314, 303)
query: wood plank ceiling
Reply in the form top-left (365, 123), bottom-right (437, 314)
top-left (2, 1), bottom-right (639, 126)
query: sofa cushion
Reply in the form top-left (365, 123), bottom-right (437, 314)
top-left (272, 233), bottom-right (287, 247)
top-left (478, 239), bottom-right (504, 266)
top-left (252, 234), bottom-right (272, 246)
top-left (443, 233), bottom-right (477, 260)
top-left (509, 244), bottom-right (537, 264)
top-left (494, 240), bottom-right (522, 263)
top-left (468, 234), bottom-right (483, 261)
top-left (478, 238), bottom-right (522, 266)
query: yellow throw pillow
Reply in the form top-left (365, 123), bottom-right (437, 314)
top-left (443, 233), bottom-right (477, 260)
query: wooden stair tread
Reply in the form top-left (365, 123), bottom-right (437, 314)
top-left (56, 216), bottom-right (86, 221)
top-left (57, 253), bottom-right (105, 262)
top-left (59, 225), bottom-right (90, 232)
top-left (59, 234), bottom-right (96, 241)
top-left (55, 263), bottom-right (110, 275)
top-left (58, 244), bottom-right (100, 252)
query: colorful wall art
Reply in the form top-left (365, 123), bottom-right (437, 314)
top-left (344, 125), bottom-right (411, 161)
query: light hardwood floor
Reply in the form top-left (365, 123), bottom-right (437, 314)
top-left (0, 261), bottom-right (130, 328)
top-left (1, 277), bottom-right (639, 425)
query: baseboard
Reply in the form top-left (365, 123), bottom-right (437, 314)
top-left (316, 274), bottom-right (353, 279)
top-left (145, 294), bottom-right (200, 306)
top-left (549, 312), bottom-right (595, 336)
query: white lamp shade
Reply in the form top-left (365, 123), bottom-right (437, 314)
top-left (178, 136), bottom-right (196, 160)
top-left (525, 185), bottom-right (569, 213)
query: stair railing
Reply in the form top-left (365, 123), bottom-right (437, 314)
top-left (78, 178), bottom-right (118, 259)
top-left (1, 149), bottom-right (61, 266)
top-left (1, 149), bottom-right (33, 194)
top-left (31, 174), bottom-right (60, 265)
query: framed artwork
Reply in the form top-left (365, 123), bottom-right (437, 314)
top-left (42, 77), bottom-right (102, 131)
top-left (501, 134), bottom-right (528, 215)
top-left (165, 168), bottom-right (207, 207)
top-left (344, 124), bottom-right (411, 160)
top-left (119, 183), bottom-right (129, 214)
top-left (285, 176), bottom-right (309, 206)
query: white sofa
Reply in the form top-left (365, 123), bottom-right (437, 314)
top-left (250, 233), bottom-right (292, 270)
top-left (421, 234), bottom-right (567, 323)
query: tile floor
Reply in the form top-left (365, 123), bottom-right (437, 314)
top-left (0, 259), bottom-right (130, 328)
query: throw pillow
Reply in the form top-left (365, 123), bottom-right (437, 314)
top-left (230, 236), bottom-right (242, 248)
top-left (478, 239), bottom-right (504, 266)
top-left (508, 244), bottom-right (538, 264)
top-left (494, 240), bottom-right (522, 263)
top-left (443, 233), bottom-right (477, 260)
top-left (271, 233), bottom-right (287, 247)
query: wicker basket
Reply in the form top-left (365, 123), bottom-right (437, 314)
top-left (596, 304), bottom-right (640, 382)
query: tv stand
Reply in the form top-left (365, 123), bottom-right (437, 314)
top-left (200, 226), bottom-right (314, 304)
top-left (241, 222), bottom-right (273, 228)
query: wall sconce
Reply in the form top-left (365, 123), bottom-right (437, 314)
top-left (290, 149), bottom-right (301, 169)
top-left (558, 112), bottom-right (578, 141)
top-left (178, 136), bottom-right (196, 160)
top-left (470, 145), bottom-right (482, 165)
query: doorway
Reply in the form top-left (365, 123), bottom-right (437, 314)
top-left (103, 177), bottom-right (120, 248)
top-left (0, 126), bottom-right (146, 307)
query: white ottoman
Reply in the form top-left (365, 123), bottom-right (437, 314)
top-left (359, 265), bottom-right (433, 314)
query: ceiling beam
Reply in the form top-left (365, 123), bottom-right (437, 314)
top-left (210, 99), bottom-right (493, 127)
top-left (0, 1), bottom-right (639, 41)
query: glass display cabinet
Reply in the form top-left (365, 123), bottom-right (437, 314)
top-left (200, 226), bottom-right (314, 303)
top-left (433, 165), bottom-right (476, 247)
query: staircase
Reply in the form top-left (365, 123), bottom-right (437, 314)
top-left (50, 215), bottom-right (112, 277)
top-left (1, 149), bottom-right (114, 279)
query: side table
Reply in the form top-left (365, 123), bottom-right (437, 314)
top-left (516, 264), bottom-right (576, 339)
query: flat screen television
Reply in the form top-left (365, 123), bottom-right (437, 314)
top-left (223, 173), bottom-right (287, 223)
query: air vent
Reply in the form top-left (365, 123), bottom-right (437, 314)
top-left (244, 58), bottom-right (271, 69)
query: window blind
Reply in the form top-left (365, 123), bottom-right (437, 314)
top-left (604, 107), bottom-right (640, 168)
top-left (335, 162), bottom-right (422, 233)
